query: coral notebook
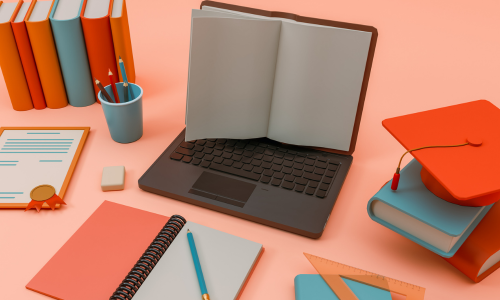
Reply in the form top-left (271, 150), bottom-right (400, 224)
top-left (0, 0), bottom-right (33, 111)
top-left (80, 0), bottom-right (119, 102)
top-left (110, 0), bottom-right (135, 83)
top-left (26, 201), bottom-right (264, 300)
top-left (11, 0), bottom-right (46, 109)
top-left (25, 0), bottom-right (68, 109)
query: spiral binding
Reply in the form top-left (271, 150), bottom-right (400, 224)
top-left (110, 215), bottom-right (187, 300)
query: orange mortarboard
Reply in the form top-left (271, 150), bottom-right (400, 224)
top-left (383, 100), bottom-right (500, 207)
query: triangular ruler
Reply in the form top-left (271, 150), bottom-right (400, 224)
top-left (304, 253), bottom-right (425, 300)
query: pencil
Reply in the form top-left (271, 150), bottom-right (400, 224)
top-left (123, 82), bottom-right (129, 103)
top-left (94, 78), bottom-right (114, 103)
top-left (187, 229), bottom-right (210, 300)
top-left (108, 69), bottom-right (120, 103)
top-left (119, 56), bottom-right (135, 101)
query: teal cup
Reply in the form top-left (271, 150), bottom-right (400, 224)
top-left (98, 83), bottom-right (143, 144)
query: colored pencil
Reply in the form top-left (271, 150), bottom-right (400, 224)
top-left (187, 229), bottom-right (210, 300)
top-left (108, 69), bottom-right (120, 103)
top-left (123, 82), bottom-right (129, 103)
top-left (94, 78), bottom-right (114, 103)
top-left (119, 56), bottom-right (135, 100)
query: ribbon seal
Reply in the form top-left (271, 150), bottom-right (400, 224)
top-left (25, 185), bottom-right (66, 212)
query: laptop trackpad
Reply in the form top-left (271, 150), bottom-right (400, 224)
top-left (189, 171), bottom-right (256, 207)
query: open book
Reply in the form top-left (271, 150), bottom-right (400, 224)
top-left (186, 2), bottom-right (377, 152)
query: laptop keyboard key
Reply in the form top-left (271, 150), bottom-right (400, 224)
top-left (293, 163), bottom-right (304, 170)
top-left (292, 169), bottom-right (303, 177)
top-left (261, 175), bottom-right (271, 184)
top-left (209, 163), bottom-right (260, 181)
top-left (224, 146), bottom-right (234, 153)
top-left (314, 168), bottom-right (325, 175)
top-left (283, 160), bottom-right (293, 167)
top-left (294, 157), bottom-right (305, 163)
top-left (175, 147), bottom-right (194, 156)
top-left (263, 155), bottom-right (273, 162)
top-left (309, 181), bottom-right (318, 188)
top-left (193, 145), bottom-right (204, 152)
top-left (234, 149), bottom-right (244, 155)
top-left (271, 164), bottom-right (282, 172)
top-left (304, 165), bottom-right (314, 173)
top-left (196, 140), bottom-right (206, 146)
top-left (203, 148), bottom-right (213, 154)
top-left (317, 157), bottom-right (328, 162)
top-left (204, 154), bottom-right (214, 162)
top-left (251, 159), bottom-right (262, 166)
top-left (205, 141), bottom-right (215, 148)
top-left (263, 169), bottom-right (274, 177)
top-left (243, 150), bottom-right (253, 158)
top-left (282, 181), bottom-right (294, 190)
top-left (295, 178), bottom-right (308, 185)
top-left (264, 149), bottom-right (275, 156)
top-left (305, 187), bottom-right (315, 195)
top-left (316, 162), bottom-right (327, 169)
top-left (170, 153), bottom-right (183, 160)
top-left (215, 144), bottom-right (224, 150)
top-left (253, 167), bottom-right (263, 174)
top-left (328, 163), bottom-right (338, 171)
top-left (273, 158), bottom-right (283, 165)
top-left (295, 185), bottom-right (305, 193)
top-left (322, 177), bottom-right (332, 184)
top-left (182, 156), bottom-right (192, 163)
top-left (200, 161), bottom-right (211, 168)
top-left (316, 190), bottom-right (327, 198)
top-left (254, 147), bottom-right (265, 154)
top-left (274, 151), bottom-right (285, 158)
top-left (180, 142), bottom-right (195, 149)
top-left (242, 164), bottom-right (253, 172)
top-left (325, 170), bottom-right (335, 178)
top-left (273, 172), bottom-right (284, 180)
top-left (223, 159), bottom-right (233, 166)
top-left (222, 152), bottom-right (232, 159)
top-left (254, 153), bottom-right (264, 160)
top-left (261, 162), bottom-right (272, 169)
top-left (241, 157), bottom-right (252, 164)
top-left (213, 150), bottom-right (223, 157)
top-left (213, 157), bottom-right (223, 164)
top-left (233, 162), bottom-right (243, 169)
top-left (304, 159), bottom-right (315, 166)
top-left (232, 154), bottom-right (242, 161)
top-left (192, 158), bottom-right (202, 165)
top-left (284, 175), bottom-right (295, 182)
top-left (271, 178), bottom-right (281, 186)
top-left (282, 167), bottom-right (292, 174)
top-left (319, 183), bottom-right (330, 191)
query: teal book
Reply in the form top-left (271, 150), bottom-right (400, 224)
top-left (49, 0), bottom-right (95, 107)
top-left (367, 159), bottom-right (493, 258)
top-left (295, 275), bottom-right (392, 300)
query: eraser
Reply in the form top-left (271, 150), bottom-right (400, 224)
top-left (101, 166), bottom-right (125, 191)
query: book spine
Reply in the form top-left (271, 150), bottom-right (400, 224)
top-left (11, 19), bottom-right (46, 109)
top-left (50, 1), bottom-right (95, 107)
top-left (110, 0), bottom-right (135, 83)
top-left (110, 215), bottom-right (187, 300)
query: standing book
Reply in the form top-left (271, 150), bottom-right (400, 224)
top-left (0, 0), bottom-right (33, 111)
top-left (110, 0), bottom-right (135, 83)
top-left (25, 0), bottom-right (68, 109)
top-left (26, 201), bottom-right (264, 300)
top-left (11, 0), bottom-right (46, 109)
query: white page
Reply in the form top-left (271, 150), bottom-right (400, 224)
top-left (111, 0), bottom-right (122, 18)
top-left (185, 12), bottom-right (281, 141)
top-left (267, 22), bottom-right (372, 150)
top-left (13, 2), bottom-right (30, 23)
top-left (53, 0), bottom-right (82, 20)
top-left (0, 2), bottom-right (17, 23)
top-left (0, 130), bottom-right (84, 204)
top-left (29, 1), bottom-right (52, 22)
top-left (83, 0), bottom-right (110, 18)
top-left (133, 221), bottom-right (263, 300)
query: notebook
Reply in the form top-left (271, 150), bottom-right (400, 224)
top-left (26, 201), bottom-right (263, 300)
top-left (367, 159), bottom-right (493, 257)
top-left (185, 2), bottom-right (376, 151)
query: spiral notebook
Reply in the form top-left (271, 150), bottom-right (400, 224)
top-left (26, 201), bottom-right (263, 300)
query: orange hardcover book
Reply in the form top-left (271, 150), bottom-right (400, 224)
top-left (81, 0), bottom-right (119, 103)
top-left (444, 202), bottom-right (500, 282)
top-left (11, 0), bottom-right (46, 110)
top-left (110, 0), bottom-right (135, 83)
top-left (25, 0), bottom-right (68, 109)
top-left (0, 0), bottom-right (33, 111)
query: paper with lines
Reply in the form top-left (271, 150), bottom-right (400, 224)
top-left (0, 129), bottom-right (85, 204)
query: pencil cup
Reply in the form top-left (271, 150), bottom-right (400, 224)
top-left (98, 83), bottom-right (143, 144)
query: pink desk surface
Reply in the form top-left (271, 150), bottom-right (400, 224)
top-left (1, 0), bottom-right (499, 299)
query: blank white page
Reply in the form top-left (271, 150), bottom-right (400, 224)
top-left (185, 11), bottom-right (281, 141)
top-left (29, 1), bottom-right (52, 22)
top-left (133, 221), bottom-right (263, 300)
top-left (111, 0), bottom-right (122, 18)
top-left (0, 2), bottom-right (17, 23)
top-left (83, 0), bottom-right (110, 18)
top-left (53, 0), bottom-right (82, 20)
top-left (13, 2), bottom-right (30, 23)
top-left (267, 21), bottom-right (372, 150)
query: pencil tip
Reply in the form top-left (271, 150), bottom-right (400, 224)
top-left (119, 56), bottom-right (122, 60)
top-left (187, 229), bottom-right (191, 233)
top-left (94, 78), bottom-right (99, 83)
top-left (108, 69), bottom-right (112, 75)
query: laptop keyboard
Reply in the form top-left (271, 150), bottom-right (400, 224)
top-left (169, 138), bottom-right (340, 198)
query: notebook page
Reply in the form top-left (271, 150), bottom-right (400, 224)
top-left (133, 221), bottom-right (263, 300)
top-left (185, 10), bottom-right (281, 141)
top-left (267, 22), bottom-right (372, 150)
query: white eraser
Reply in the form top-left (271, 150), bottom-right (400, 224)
top-left (101, 166), bottom-right (125, 191)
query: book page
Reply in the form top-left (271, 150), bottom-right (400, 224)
top-left (185, 11), bottom-right (281, 141)
top-left (267, 22), bottom-right (372, 150)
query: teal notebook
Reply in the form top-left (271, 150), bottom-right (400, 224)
top-left (49, 0), bottom-right (95, 107)
top-left (367, 159), bottom-right (493, 258)
top-left (295, 275), bottom-right (391, 300)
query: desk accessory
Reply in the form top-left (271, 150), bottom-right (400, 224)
top-left (119, 55), bottom-right (134, 100)
top-left (0, 0), bottom-right (33, 111)
top-left (0, 127), bottom-right (89, 209)
top-left (49, 0), bottom-right (95, 107)
top-left (187, 229), bottom-right (210, 300)
top-left (101, 166), bottom-right (125, 191)
top-left (304, 253), bottom-right (425, 300)
top-left (98, 82), bottom-right (143, 143)
top-left (108, 68), bottom-right (120, 103)
top-left (26, 201), bottom-right (263, 300)
top-left (95, 78), bottom-right (114, 103)
top-left (139, 0), bottom-right (377, 239)
top-left (11, 0), bottom-right (46, 109)
top-left (110, 0), bottom-right (135, 83)
top-left (25, 0), bottom-right (68, 109)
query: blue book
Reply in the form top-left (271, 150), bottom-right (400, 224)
top-left (49, 0), bottom-right (95, 107)
top-left (295, 275), bottom-right (392, 300)
top-left (367, 159), bottom-right (492, 258)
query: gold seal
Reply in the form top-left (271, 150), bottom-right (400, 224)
top-left (30, 185), bottom-right (56, 201)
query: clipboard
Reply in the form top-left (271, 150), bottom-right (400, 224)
top-left (0, 127), bottom-right (90, 209)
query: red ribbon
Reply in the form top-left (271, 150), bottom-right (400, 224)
top-left (25, 194), bottom-right (66, 212)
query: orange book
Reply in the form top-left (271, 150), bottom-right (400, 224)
top-left (81, 0), bottom-right (119, 103)
top-left (25, 0), bottom-right (68, 109)
top-left (444, 202), bottom-right (500, 282)
top-left (110, 0), bottom-right (135, 83)
top-left (11, 0), bottom-right (46, 110)
top-left (0, 0), bottom-right (33, 111)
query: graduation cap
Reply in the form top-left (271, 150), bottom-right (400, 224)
top-left (383, 100), bottom-right (500, 207)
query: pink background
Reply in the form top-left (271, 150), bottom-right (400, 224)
top-left (1, 0), bottom-right (499, 299)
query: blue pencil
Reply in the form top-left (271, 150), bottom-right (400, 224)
top-left (187, 229), bottom-right (210, 300)
top-left (118, 56), bottom-right (135, 101)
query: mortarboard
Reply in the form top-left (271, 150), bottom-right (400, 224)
top-left (383, 100), bottom-right (500, 207)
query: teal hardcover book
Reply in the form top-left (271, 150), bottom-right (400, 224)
top-left (367, 159), bottom-right (493, 258)
top-left (295, 275), bottom-right (392, 300)
top-left (49, 0), bottom-right (95, 107)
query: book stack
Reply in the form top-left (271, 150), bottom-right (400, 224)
top-left (0, 0), bottom-right (135, 111)
top-left (368, 100), bottom-right (500, 283)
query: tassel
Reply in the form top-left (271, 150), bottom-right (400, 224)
top-left (391, 169), bottom-right (400, 190)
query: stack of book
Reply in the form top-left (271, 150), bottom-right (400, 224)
top-left (0, 0), bottom-right (135, 110)
top-left (368, 100), bottom-right (500, 283)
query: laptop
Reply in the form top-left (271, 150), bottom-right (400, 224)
top-left (139, 1), bottom-right (377, 238)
